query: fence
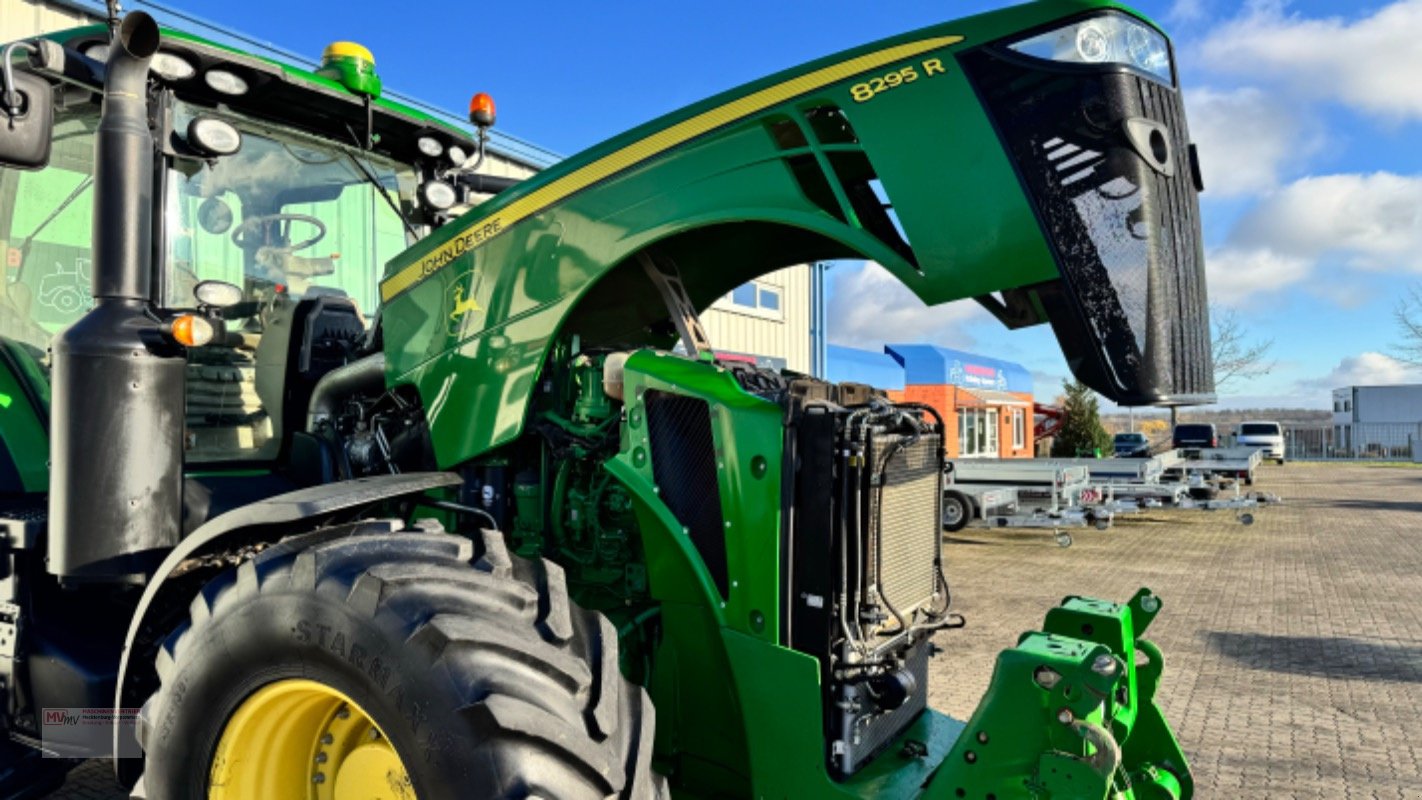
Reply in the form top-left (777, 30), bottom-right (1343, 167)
top-left (1281, 424), bottom-right (1422, 461)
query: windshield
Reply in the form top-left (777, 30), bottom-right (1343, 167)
top-left (169, 102), bottom-right (418, 461)
top-left (1240, 423), bottom-right (1280, 436)
top-left (0, 98), bottom-right (422, 462)
top-left (166, 101), bottom-right (418, 315)
top-left (1115, 433), bottom-right (1146, 443)
top-left (1175, 425), bottom-right (1212, 437)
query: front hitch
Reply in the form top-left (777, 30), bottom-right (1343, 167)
top-left (925, 588), bottom-right (1191, 799)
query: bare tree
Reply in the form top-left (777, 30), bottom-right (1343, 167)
top-left (1393, 283), bottom-right (1422, 366)
top-left (1211, 305), bottom-right (1275, 390)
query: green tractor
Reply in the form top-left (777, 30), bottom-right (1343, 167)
top-left (0, 2), bottom-right (1207, 797)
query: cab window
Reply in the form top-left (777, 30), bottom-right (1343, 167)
top-left (166, 102), bottom-right (419, 462)
top-left (0, 103), bottom-right (100, 353)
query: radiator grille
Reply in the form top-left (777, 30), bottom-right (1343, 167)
top-left (866, 431), bottom-right (941, 616)
top-left (645, 391), bottom-right (729, 598)
top-left (1136, 76), bottom-right (1212, 396)
top-left (961, 49), bottom-right (1214, 402)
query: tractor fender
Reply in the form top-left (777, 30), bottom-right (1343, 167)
top-left (112, 471), bottom-right (461, 783)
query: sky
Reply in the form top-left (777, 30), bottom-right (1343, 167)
top-left (177, 0), bottom-right (1422, 409)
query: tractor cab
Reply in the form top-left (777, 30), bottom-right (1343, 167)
top-left (0, 25), bottom-right (481, 473)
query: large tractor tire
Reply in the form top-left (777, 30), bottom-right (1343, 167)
top-left (132, 520), bottom-right (665, 800)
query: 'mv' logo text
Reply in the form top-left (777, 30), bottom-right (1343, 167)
top-left (43, 709), bottom-right (80, 725)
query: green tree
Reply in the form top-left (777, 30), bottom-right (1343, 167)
top-left (1050, 380), bottom-right (1113, 457)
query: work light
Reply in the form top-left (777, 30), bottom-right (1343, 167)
top-left (420, 179), bottom-right (457, 211)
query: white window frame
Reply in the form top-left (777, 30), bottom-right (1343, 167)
top-left (1012, 408), bottom-right (1026, 449)
top-left (713, 279), bottom-right (786, 321)
top-left (958, 408), bottom-right (1002, 458)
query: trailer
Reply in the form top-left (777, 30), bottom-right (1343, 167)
top-left (940, 480), bottom-right (1094, 547)
top-left (942, 461), bottom-right (1111, 546)
top-left (968, 452), bottom-right (1280, 524)
top-left (1167, 446), bottom-right (1264, 486)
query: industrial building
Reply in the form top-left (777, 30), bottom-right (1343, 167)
top-left (702, 266), bottom-right (817, 372)
top-left (828, 344), bottom-right (1036, 459)
top-left (1331, 383), bottom-right (1422, 456)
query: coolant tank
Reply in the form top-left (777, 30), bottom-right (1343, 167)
top-left (603, 351), bottom-right (631, 401)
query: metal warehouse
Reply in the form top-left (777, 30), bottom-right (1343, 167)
top-left (1331, 383), bottom-right (1422, 457)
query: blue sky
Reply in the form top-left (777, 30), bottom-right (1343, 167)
top-left (182, 0), bottom-right (1422, 409)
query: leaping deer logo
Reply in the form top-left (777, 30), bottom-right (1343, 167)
top-left (446, 272), bottom-right (485, 334)
top-left (450, 284), bottom-right (482, 321)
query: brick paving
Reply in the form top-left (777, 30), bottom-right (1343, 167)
top-left (49, 463), bottom-right (1422, 798)
top-left (926, 463), bottom-right (1422, 799)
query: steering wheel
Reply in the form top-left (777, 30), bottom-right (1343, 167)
top-left (230, 213), bottom-right (328, 253)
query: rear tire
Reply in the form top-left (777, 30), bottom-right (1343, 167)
top-left (941, 491), bottom-right (971, 532)
top-left (133, 520), bottom-right (666, 800)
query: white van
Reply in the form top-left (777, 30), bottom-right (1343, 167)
top-left (1237, 421), bottom-right (1285, 464)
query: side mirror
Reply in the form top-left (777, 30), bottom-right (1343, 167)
top-left (0, 44), bottom-right (55, 170)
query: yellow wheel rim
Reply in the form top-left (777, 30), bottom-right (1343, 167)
top-left (208, 679), bottom-right (414, 800)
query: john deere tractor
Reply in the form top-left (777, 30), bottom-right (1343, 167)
top-left (0, 2), bottom-right (1208, 797)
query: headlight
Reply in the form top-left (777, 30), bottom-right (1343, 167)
top-left (204, 69), bottom-right (249, 96)
top-left (85, 44), bottom-right (197, 82)
top-left (187, 116), bottom-right (242, 156)
top-left (420, 180), bottom-right (458, 211)
top-left (447, 145), bottom-right (468, 166)
top-left (152, 52), bottom-right (196, 81)
top-left (1009, 14), bottom-right (1172, 84)
top-left (417, 135), bottom-right (444, 158)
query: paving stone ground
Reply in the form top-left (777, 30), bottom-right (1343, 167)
top-left (49, 463), bottom-right (1422, 798)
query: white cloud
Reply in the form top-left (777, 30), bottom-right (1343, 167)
top-left (826, 262), bottom-right (984, 350)
top-left (1300, 352), bottom-right (1420, 390)
top-left (1205, 172), bottom-right (1422, 305)
top-left (1198, 1), bottom-right (1422, 121)
top-left (1205, 246), bottom-right (1311, 305)
top-left (1185, 87), bottom-right (1320, 196)
top-left (1230, 173), bottom-right (1422, 271)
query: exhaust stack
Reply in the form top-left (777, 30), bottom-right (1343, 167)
top-left (48, 12), bottom-right (186, 582)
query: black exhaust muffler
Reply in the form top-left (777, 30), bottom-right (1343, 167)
top-left (48, 12), bottom-right (186, 582)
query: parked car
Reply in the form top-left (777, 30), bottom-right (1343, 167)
top-left (1237, 420), bottom-right (1286, 464)
top-left (1113, 431), bottom-right (1152, 458)
top-left (1172, 422), bottom-right (1218, 449)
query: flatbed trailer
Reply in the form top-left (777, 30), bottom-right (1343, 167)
top-left (960, 453), bottom-right (1280, 524)
top-left (1167, 446), bottom-right (1264, 486)
top-left (942, 461), bottom-right (1109, 546)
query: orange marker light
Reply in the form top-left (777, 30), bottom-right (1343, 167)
top-left (469, 92), bottom-right (496, 128)
top-left (169, 313), bottom-right (215, 347)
